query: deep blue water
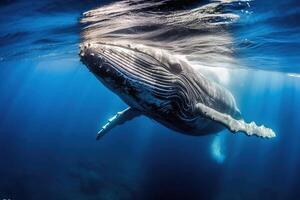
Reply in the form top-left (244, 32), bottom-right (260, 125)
top-left (0, 0), bottom-right (300, 200)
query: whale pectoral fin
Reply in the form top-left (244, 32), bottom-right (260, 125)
top-left (195, 103), bottom-right (276, 138)
top-left (96, 107), bottom-right (141, 140)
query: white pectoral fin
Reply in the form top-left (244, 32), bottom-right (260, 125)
top-left (96, 107), bottom-right (141, 140)
top-left (196, 103), bottom-right (276, 138)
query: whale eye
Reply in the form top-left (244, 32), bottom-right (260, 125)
top-left (170, 63), bottom-right (182, 74)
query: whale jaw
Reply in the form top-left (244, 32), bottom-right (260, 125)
top-left (79, 42), bottom-right (176, 112)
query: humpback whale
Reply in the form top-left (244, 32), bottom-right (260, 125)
top-left (79, 42), bottom-right (275, 139)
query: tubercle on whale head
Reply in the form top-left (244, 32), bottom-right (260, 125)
top-left (79, 42), bottom-right (95, 60)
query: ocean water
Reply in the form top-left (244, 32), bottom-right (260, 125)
top-left (0, 0), bottom-right (300, 200)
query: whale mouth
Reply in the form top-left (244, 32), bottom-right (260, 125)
top-left (79, 42), bottom-right (176, 94)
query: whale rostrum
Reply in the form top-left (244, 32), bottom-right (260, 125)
top-left (79, 42), bottom-right (275, 139)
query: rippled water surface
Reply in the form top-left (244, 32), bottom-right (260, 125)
top-left (0, 0), bottom-right (300, 200)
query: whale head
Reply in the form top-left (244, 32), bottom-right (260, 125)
top-left (79, 42), bottom-right (184, 112)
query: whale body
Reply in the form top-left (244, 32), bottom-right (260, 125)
top-left (79, 42), bottom-right (275, 139)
